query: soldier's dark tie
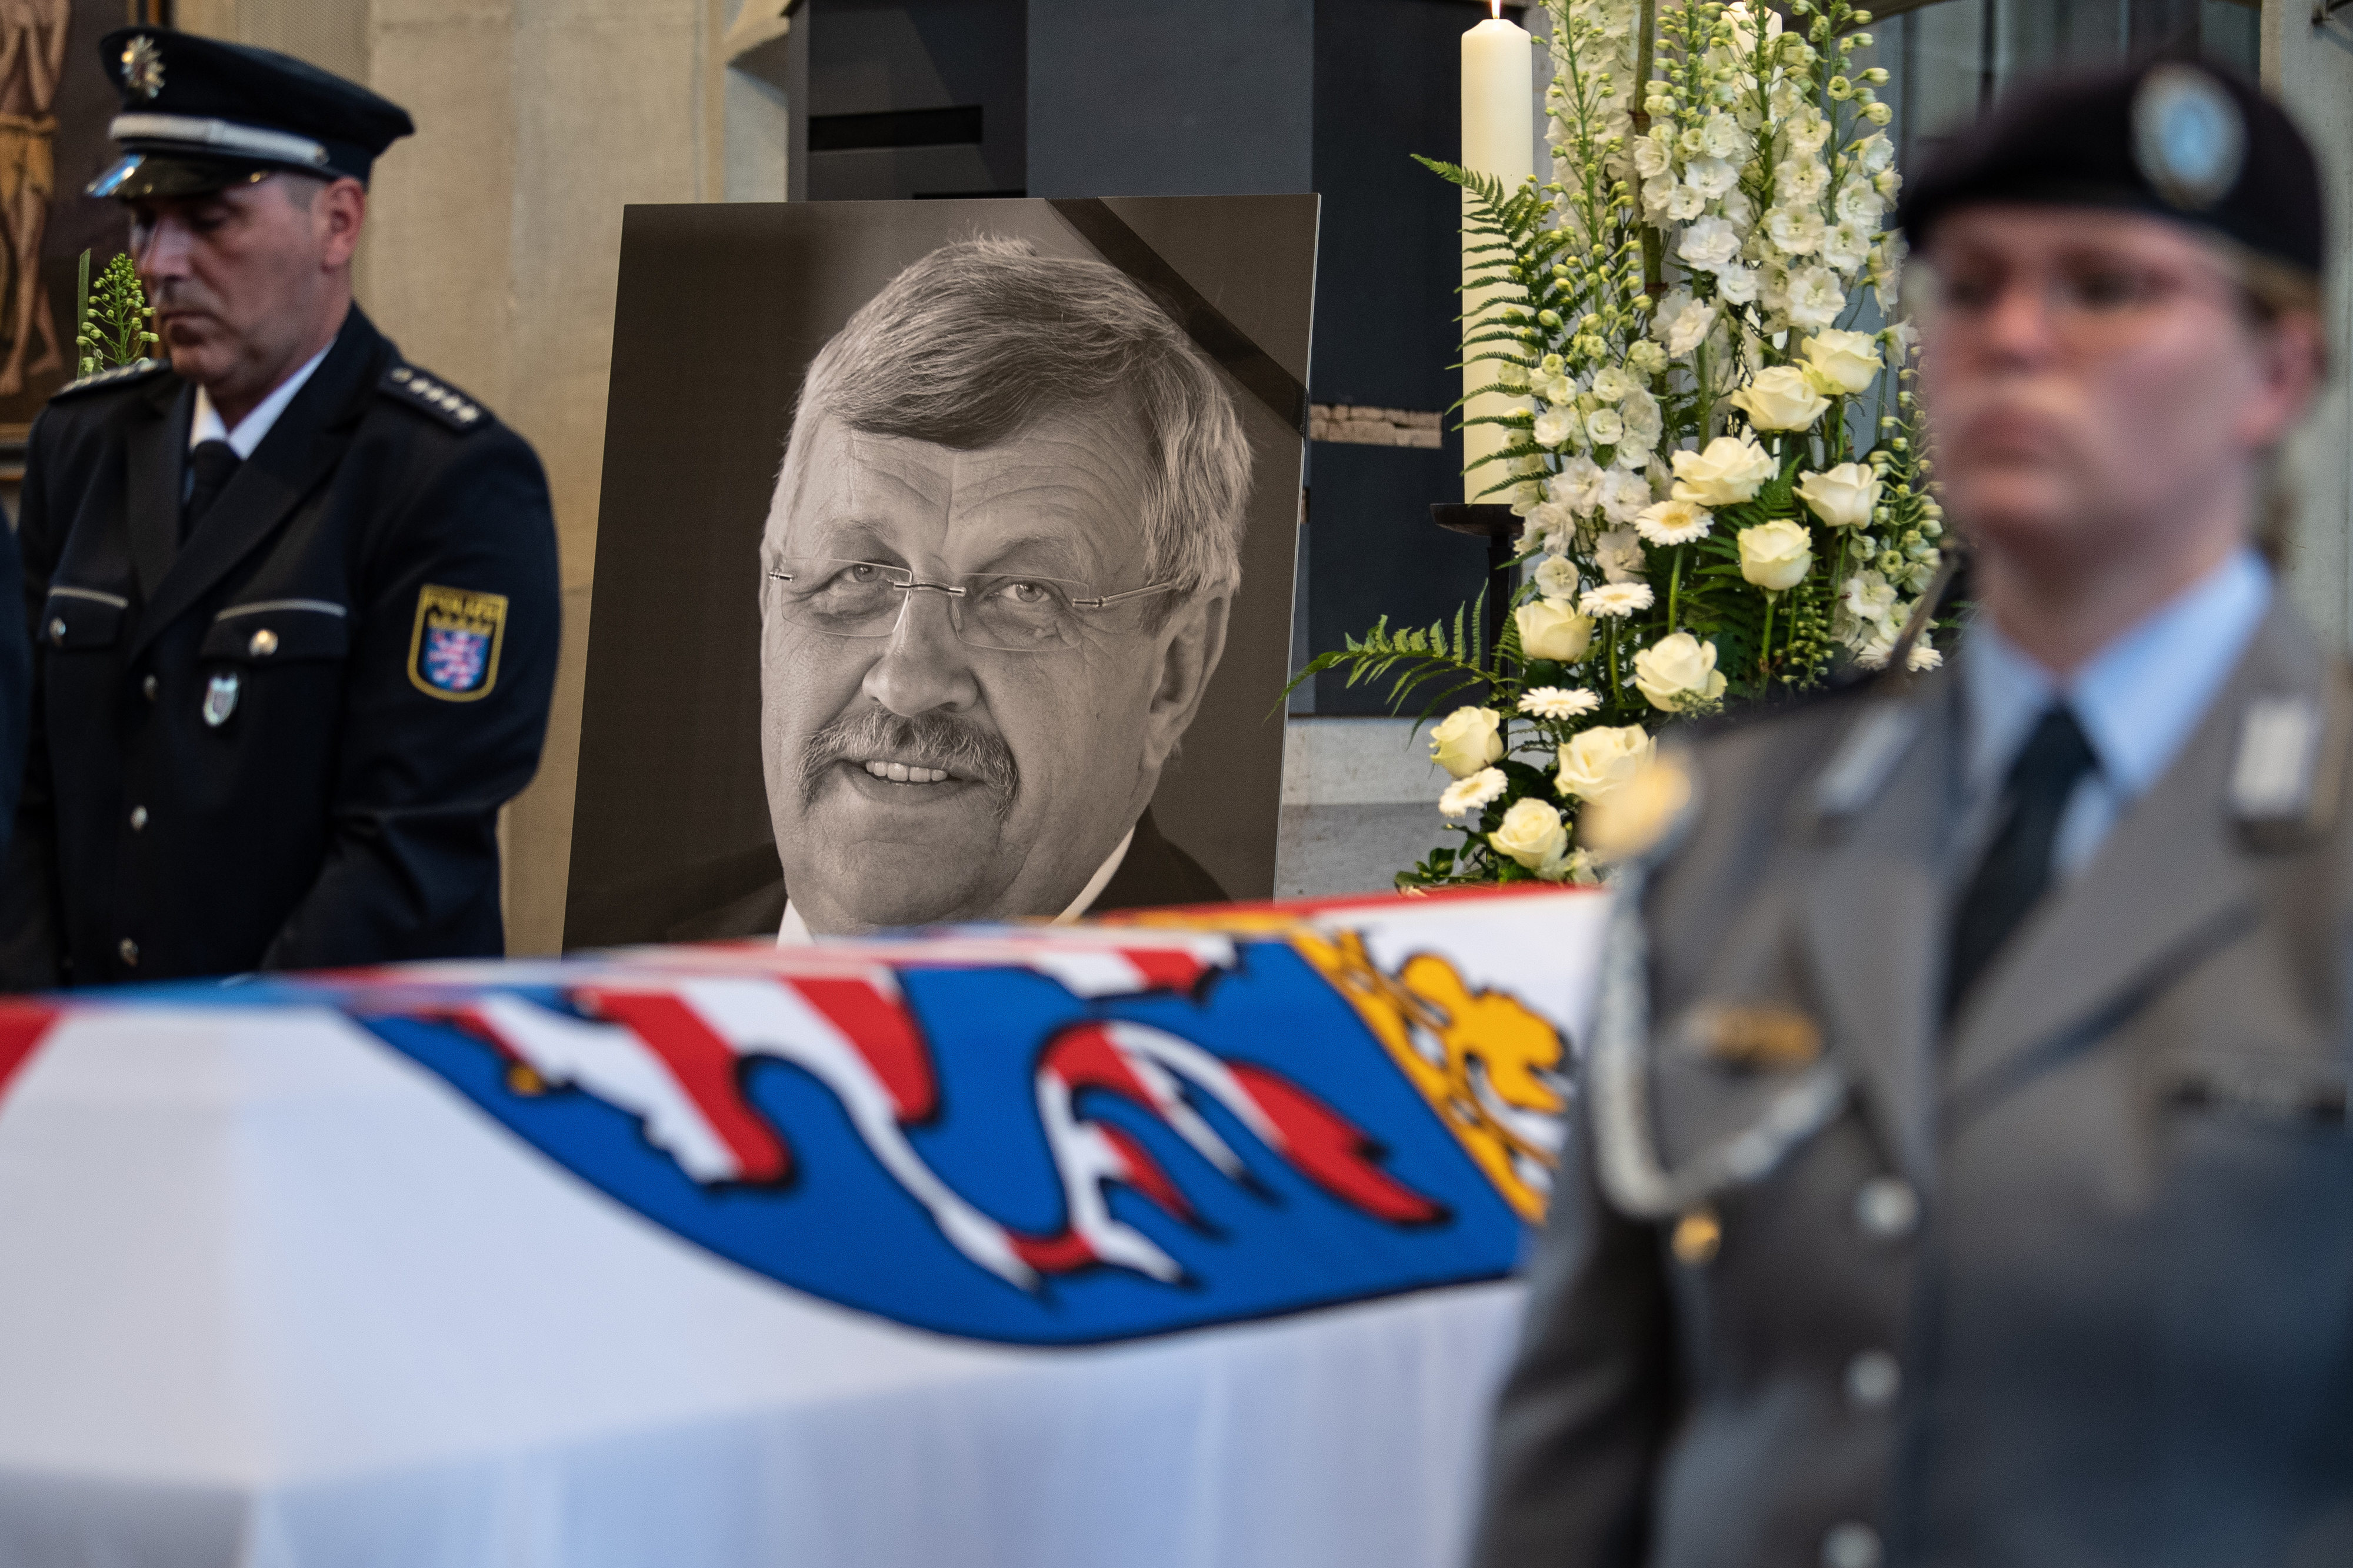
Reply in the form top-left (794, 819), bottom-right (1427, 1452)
top-left (1945, 703), bottom-right (2098, 1021)
top-left (182, 439), bottom-right (241, 541)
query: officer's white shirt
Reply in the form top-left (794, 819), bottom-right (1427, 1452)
top-left (1961, 544), bottom-right (2273, 881)
top-left (776, 825), bottom-right (1135, 946)
top-left (187, 341), bottom-right (334, 459)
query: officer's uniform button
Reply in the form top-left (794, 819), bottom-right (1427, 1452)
top-left (117, 938), bottom-right (138, 968)
top-left (128, 806), bottom-right (148, 832)
top-left (1855, 1176), bottom-right (1918, 1239)
top-left (142, 674), bottom-right (159, 702)
top-left (1845, 1349), bottom-right (1901, 1409)
top-left (47, 618), bottom-right (64, 645)
top-left (249, 628), bottom-right (278, 657)
top-left (1822, 1522), bottom-right (1882, 1568)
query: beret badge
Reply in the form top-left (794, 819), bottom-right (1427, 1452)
top-left (119, 34), bottom-right (164, 100)
top-left (2132, 64), bottom-right (2244, 212)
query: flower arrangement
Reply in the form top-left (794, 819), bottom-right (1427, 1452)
top-left (1295, 0), bottom-right (1951, 888)
top-left (75, 250), bottom-right (158, 377)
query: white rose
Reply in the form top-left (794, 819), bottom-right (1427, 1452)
top-left (1671, 434), bottom-right (1776, 505)
top-left (1585, 407), bottom-right (1626, 447)
top-left (1516, 599), bottom-right (1595, 662)
top-left (1533, 409), bottom-right (1577, 449)
top-left (1634, 496), bottom-right (1713, 546)
top-left (1533, 553), bottom-right (1581, 600)
top-left (1429, 705), bottom-right (1505, 779)
top-left (1727, 365), bottom-right (1830, 432)
top-left (1678, 215), bottom-right (1742, 272)
top-left (1785, 265), bottom-right (1847, 329)
top-left (1556, 725), bottom-right (1656, 802)
top-left (1633, 632), bottom-right (1729, 712)
top-left (1799, 328), bottom-right (1882, 395)
top-left (1737, 518), bottom-right (1814, 592)
top-left (1795, 462), bottom-right (1882, 529)
top-left (1489, 797), bottom-right (1571, 876)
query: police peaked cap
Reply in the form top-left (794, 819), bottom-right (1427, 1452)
top-left (88, 28), bottom-right (414, 200)
top-left (1897, 58), bottom-right (2325, 280)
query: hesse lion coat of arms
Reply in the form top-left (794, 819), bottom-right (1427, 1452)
top-left (408, 585), bottom-right (508, 700)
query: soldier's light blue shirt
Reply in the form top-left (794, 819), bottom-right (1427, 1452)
top-left (1961, 546), bottom-right (2273, 880)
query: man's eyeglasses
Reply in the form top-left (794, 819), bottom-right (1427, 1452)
top-left (764, 557), bottom-right (1178, 653)
top-left (1909, 253), bottom-right (2251, 360)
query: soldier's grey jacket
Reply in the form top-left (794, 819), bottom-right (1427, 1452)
top-left (1473, 599), bottom-right (2353, 1568)
top-left (0, 307), bottom-right (559, 986)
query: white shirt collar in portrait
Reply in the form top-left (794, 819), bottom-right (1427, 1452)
top-left (188, 340), bottom-right (335, 459)
top-left (1960, 544), bottom-right (2272, 880)
top-left (777, 825), bottom-right (1136, 947)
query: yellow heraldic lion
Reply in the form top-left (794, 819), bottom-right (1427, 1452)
top-left (1291, 930), bottom-right (1566, 1221)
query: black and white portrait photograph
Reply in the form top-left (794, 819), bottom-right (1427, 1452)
top-left (565, 195), bottom-right (1317, 946)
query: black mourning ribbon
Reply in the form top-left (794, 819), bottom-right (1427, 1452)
top-left (182, 439), bottom-right (241, 542)
top-left (1944, 703), bottom-right (2099, 1022)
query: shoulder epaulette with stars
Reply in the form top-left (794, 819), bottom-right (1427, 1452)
top-left (381, 363), bottom-right (489, 432)
top-left (49, 358), bottom-right (172, 401)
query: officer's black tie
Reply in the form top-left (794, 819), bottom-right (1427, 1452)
top-left (182, 439), bottom-right (241, 541)
top-left (1945, 704), bottom-right (2098, 1021)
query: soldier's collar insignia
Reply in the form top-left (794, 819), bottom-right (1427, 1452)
top-left (408, 585), bottom-right (508, 702)
top-left (2133, 65), bottom-right (2244, 212)
top-left (121, 35), bottom-right (164, 101)
top-left (1679, 1002), bottom-right (1823, 1072)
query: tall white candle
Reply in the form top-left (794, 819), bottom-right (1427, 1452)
top-left (1460, 4), bottom-right (1535, 503)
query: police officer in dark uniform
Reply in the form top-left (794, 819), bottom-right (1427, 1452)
top-left (0, 29), bottom-right (559, 986)
top-left (1472, 62), bottom-right (2349, 1568)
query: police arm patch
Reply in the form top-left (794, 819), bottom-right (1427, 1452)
top-left (407, 585), bottom-right (508, 701)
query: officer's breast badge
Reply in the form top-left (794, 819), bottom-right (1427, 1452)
top-left (408, 585), bottom-right (508, 702)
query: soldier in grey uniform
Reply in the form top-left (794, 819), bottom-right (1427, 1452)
top-left (1471, 62), bottom-right (2347, 1568)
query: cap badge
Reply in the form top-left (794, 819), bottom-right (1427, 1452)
top-left (119, 35), bottom-right (164, 101)
top-left (2132, 65), bottom-right (2244, 212)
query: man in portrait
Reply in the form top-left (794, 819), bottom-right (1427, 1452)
top-left (757, 236), bottom-right (1250, 938)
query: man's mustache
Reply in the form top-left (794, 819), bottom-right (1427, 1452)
top-left (802, 709), bottom-right (1019, 820)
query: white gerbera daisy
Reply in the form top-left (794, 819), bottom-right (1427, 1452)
top-left (1438, 767), bottom-right (1509, 820)
top-left (1518, 686), bottom-right (1602, 721)
top-left (1581, 581), bottom-right (1655, 619)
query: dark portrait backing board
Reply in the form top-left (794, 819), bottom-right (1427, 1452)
top-left (566, 195), bottom-right (1317, 949)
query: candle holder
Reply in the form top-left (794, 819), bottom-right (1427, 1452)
top-left (1431, 502), bottom-right (1522, 658)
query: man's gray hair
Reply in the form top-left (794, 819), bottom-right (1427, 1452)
top-left (786, 236), bottom-right (1252, 601)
